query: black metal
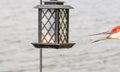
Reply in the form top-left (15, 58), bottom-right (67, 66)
top-left (38, 9), bottom-right (42, 43)
top-left (32, 1), bottom-right (75, 72)
top-left (55, 9), bottom-right (59, 43)
top-left (38, 9), bottom-right (43, 72)
top-left (34, 5), bottom-right (74, 9)
top-left (66, 9), bottom-right (69, 42)
top-left (32, 0), bottom-right (75, 49)
top-left (40, 0), bottom-right (42, 72)
top-left (44, 0), bottom-right (64, 5)
top-left (40, 48), bottom-right (42, 72)
top-left (40, 0), bottom-right (42, 4)
top-left (32, 43), bottom-right (75, 49)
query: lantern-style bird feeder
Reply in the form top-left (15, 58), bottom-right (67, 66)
top-left (32, 0), bottom-right (75, 49)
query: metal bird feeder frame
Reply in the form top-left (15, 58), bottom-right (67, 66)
top-left (32, 0), bottom-right (75, 49)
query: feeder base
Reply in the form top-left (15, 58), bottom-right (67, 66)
top-left (31, 43), bottom-right (75, 49)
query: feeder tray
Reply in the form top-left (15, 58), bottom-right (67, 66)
top-left (32, 43), bottom-right (75, 49)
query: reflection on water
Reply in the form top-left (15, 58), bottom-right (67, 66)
top-left (1, 0), bottom-right (120, 72)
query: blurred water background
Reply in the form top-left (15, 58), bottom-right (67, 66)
top-left (1, 0), bottom-right (120, 72)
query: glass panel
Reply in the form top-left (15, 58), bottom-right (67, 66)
top-left (58, 9), bottom-right (68, 44)
top-left (41, 9), bottom-right (55, 44)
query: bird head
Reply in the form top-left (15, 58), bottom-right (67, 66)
top-left (111, 26), bottom-right (120, 34)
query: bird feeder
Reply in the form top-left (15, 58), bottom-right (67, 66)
top-left (32, 0), bottom-right (75, 49)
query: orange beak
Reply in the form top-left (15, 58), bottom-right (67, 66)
top-left (89, 31), bottom-right (111, 36)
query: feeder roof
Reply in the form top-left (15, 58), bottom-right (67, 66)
top-left (34, 5), bottom-right (74, 9)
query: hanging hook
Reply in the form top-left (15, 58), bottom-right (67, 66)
top-left (40, 0), bottom-right (42, 5)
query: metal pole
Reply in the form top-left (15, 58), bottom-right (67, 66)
top-left (40, 0), bottom-right (42, 5)
top-left (40, 48), bottom-right (42, 72)
top-left (40, 0), bottom-right (42, 72)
